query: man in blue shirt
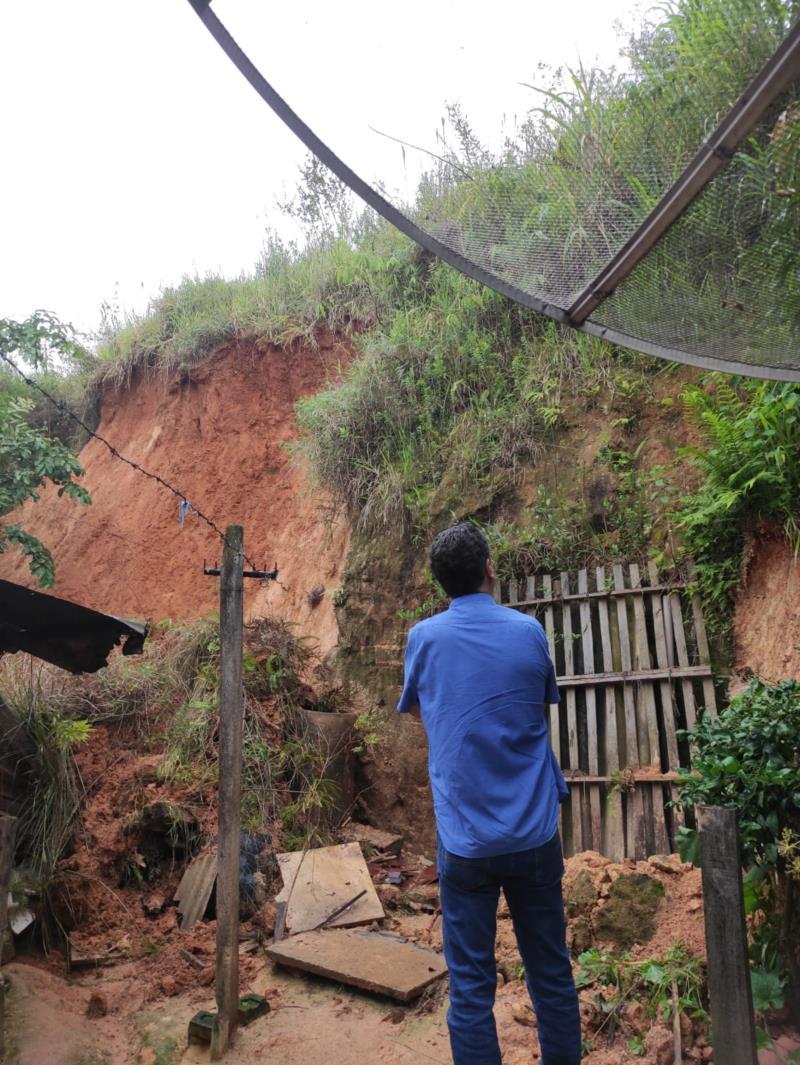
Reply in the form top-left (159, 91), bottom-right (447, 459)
top-left (398, 522), bottom-right (580, 1065)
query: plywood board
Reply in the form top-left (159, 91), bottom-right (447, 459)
top-left (174, 852), bottom-right (216, 931)
top-left (275, 842), bottom-right (384, 934)
top-left (267, 929), bottom-right (447, 1002)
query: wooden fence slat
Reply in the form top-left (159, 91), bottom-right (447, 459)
top-left (629, 564), bottom-right (668, 854)
top-left (493, 577), bottom-right (502, 603)
top-left (542, 575), bottom-right (563, 842)
top-left (690, 591), bottom-right (718, 719)
top-left (560, 573), bottom-right (583, 854)
top-left (669, 593), bottom-right (698, 730)
top-left (613, 564), bottom-right (646, 859)
top-left (596, 567), bottom-right (625, 861)
top-left (648, 562), bottom-right (684, 832)
top-left (508, 579), bottom-right (519, 605)
top-left (578, 569), bottom-right (602, 852)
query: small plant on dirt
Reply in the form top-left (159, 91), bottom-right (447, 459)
top-left (676, 679), bottom-right (800, 1022)
top-left (575, 943), bottom-right (707, 1047)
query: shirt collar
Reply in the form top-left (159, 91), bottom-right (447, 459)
top-left (448, 592), bottom-right (496, 611)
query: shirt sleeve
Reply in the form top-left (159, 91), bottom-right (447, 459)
top-left (397, 627), bottom-right (420, 713)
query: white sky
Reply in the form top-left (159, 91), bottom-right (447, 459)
top-left (0, 0), bottom-right (647, 339)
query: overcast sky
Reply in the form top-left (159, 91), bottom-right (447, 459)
top-left (1, 0), bottom-right (647, 339)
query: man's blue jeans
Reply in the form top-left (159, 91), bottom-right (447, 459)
top-left (437, 831), bottom-right (580, 1065)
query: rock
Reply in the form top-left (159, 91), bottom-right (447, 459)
top-left (649, 855), bottom-right (683, 875)
top-left (568, 915), bottom-right (593, 956)
top-left (687, 898), bottom-right (702, 913)
top-left (621, 999), bottom-right (648, 1037)
top-left (594, 873), bottom-right (665, 949)
top-left (86, 992), bottom-right (108, 1018)
top-left (563, 870), bottom-right (600, 918)
top-left (142, 893), bottom-right (166, 917)
top-left (511, 1002), bottom-right (537, 1027)
top-left (644, 1024), bottom-right (675, 1065)
top-left (198, 965), bottom-right (215, 986)
top-left (376, 884), bottom-right (401, 908)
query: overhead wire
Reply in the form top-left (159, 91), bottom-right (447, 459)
top-left (0, 349), bottom-right (276, 578)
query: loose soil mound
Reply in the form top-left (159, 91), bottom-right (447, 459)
top-left (0, 333), bottom-right (353, 654)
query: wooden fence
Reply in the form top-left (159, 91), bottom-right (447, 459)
top-left (497, 562), bottom-right (716, 860)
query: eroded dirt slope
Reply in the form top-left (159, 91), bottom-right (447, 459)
top-left (734, 530), bottom-right (800, 684)
top-left (0, 334), bottom-right (352, 654)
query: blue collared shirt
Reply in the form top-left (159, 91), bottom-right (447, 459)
top-left (398, 592), bottom-right (567, 858)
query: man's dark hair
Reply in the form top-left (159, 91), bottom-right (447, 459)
top-left (429, 522), bottom-right (490, 598)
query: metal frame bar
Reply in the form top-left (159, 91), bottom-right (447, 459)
top-left (568, 20), bottom-right (800, 325)
top-left (187, 2), bottom-right (800, 382)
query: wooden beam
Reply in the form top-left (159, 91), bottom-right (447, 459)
top-left (555, 664), bottom-right (712, 688)
top-left (508, 582), bottom-right (689, 610)
top-left (212, 526), bottom-right (244, 1060)
top-left (567, 22), bottom-right (800, 324)
top-left (697, 805), bottom-right (758, 1065)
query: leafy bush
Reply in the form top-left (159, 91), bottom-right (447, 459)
top-left (0, 314), bottom-right (92, 585)
top-left (677, 379), bottom-right (800, 630)
top-left (676, 679), bottom-right (800, 1016)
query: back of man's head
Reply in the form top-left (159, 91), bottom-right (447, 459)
top-left (429, 522), bottom-right (490, 598)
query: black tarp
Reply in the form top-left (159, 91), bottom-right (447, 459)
top-left (0, 579), bottom-right (147, 674)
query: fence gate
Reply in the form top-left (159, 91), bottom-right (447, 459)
top-left (497, 562), bottom-right (717, 860)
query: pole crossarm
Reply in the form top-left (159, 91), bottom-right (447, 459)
top-left (567, 19), bottom-right (800, 325)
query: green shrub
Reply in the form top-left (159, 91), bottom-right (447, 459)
top-left (677, 379), bottom-right (800, 630)
top-left (676, 679), bottom-right (800, 1015)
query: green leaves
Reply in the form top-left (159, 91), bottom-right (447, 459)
top-left (0, 316), bottom-right (92, 586)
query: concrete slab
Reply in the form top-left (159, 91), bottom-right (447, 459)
top-left (266, 929), bottom-right (448, 1002)
top-left (275, 843), bottom-right (384, 934)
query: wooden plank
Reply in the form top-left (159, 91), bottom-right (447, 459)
top-left (507, 579), bottom-right (519, 605)
top-left (541, 574), bottom-right (563, 842)
top-left (596, 567), bottom-right (624, 862)
top-left (629, 565), bottom-right (668, 854)
top-left (648, 562), bottom-right (684, 833)
top-left (508, 582), bottom-right (691, 609)
top-left (339, 823), bottom-right (404, 857)
top-left (492, 577), bottom-right (502, 603)
top-left (275, 843), bottom-right (385, 935)
top-left (690, 590), bottom-right (718, 719)
top-left (563, 771), bottom-right (679, 783)
top-left (613, 565), bottom-right (646, 859)
top-left (669, 592), bottom-right (698, 730)
top-left (560, 573), bottom-right (582, 853)
top-left (267, 929), bottom-right (448, 1003)
top-left (552, 665), bottom-right (712, 688)
top-left (174, 853), bottom-right (217, 931)
top-left (578, 570), bottom-right (602, 852)
top-left (697, 806), bottom-right (758, 1065)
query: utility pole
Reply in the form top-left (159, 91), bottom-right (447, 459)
top-left (205, 529), bottom-right (277, 1060)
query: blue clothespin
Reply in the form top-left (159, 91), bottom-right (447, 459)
top-left (178, 500), bottom-right (194, 527)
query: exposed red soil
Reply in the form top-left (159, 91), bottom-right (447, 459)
top-left (0, 332), bottom-right (353, 655)
top-left (734, 529), bottom-right (800, 685)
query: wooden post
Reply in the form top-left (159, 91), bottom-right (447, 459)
top-left (697, 805), bottom-right (757, 1065)
top-left (0, 814), bottom-right (19, 1060)
top-left (211, 526), bottom-right (244, 1060)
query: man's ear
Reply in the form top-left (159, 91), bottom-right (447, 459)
top-left (486, 557), bottom-right (496, 580)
